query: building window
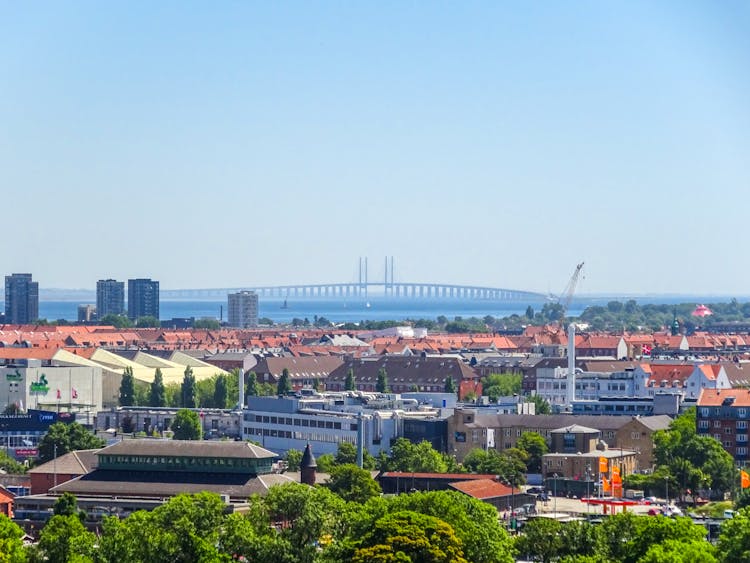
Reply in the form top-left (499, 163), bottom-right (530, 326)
top-left (726, 427), bottom-right (734, 434)
top-left (698, 420), bottom-right (709, 429)
top-left (738, 421), bottom-right (748, 430)
top-left (714, 421), bottom-right (722, 428)
top-left (739, 434), bottom-right (748, 443)
top-left (740, 409), bottom-right (748, 418)
top-left (738, 447), bottom-right (748, 456)
top-left (631, 432), bottom-right (641, 440)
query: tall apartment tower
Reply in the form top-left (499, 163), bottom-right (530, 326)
top-left (127, 278), bottom-right (160, 320)
top-left (228, 291), bottom-right (258, 328)
top-left (4, 273), bottom-right (39, 324)
top-left (96, 279), bottom-right (125, 318)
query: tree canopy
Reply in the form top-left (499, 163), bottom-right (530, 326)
top-left (119, 366), bottom-right (135, 406)
top-left (149, 368), bottom-right (166, 407)
top-left (171, 409), bottom-right (202, 440)
top-left (38, 422), bottom-right (105, 463)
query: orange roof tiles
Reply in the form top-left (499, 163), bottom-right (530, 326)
top-left (698, 388), bottom-right (750, 407)
top-left (449, 478), bottom-right (514, 499)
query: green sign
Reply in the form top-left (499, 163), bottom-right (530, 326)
top-left (5, 369), bottom-right (22, 382)
top-left (30, 374), bottom-right (49, 394)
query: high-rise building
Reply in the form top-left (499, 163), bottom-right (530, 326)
top-left (128, 278), bottom-right (159, 320)
top-left (78, 304), bottom-right (97, 322)
top-left (228, 291), bottom-right (258, 328)
top-left (96, 279), bottom-right (125, 318)
top-left (4, 273), bottom-right (39, 324)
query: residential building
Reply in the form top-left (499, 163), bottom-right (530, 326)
top-left (696, 388), bottom-right (750, 463)
top-left (326, 356), bottom-right (480, 396)
top-left (251, 356), bottom-right (344, 390)
top-left (228, 291), bottom-right (258, 328)
top-left (96, 279), bottom-right (125, 317)
top-left (4, 274), bottom-right (39, 324)
top-left (446, 408), bottom-right (664, 470)
top-left (614, 415), bottom-right (672, 469)
top-left (127, 278), bottom-right (159, 320)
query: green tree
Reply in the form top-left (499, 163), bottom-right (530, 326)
top-left (171, 409), bottom-right (202, 440)
top-left (181, 366), bottom-right (196, 408)
top-left (324, 464), bottom-right (382, 503)
top-left (335, 442), bottom-right (376, 470)
top-left (598, 512), bottom-right (708, 563)
top-left (0, 449), bottom-right (26, 474)
top-left (639, 539), bottom-right (717, 563)
top-left (376, 367), bottom-right (390, 393)
top-left (277, 368), bottom-right (292, 396)
top-left (135, 315), bottom-right (161, 328)
top-left (654, 408), bottom-right (735, 499)
top-left (193, 318), bottom-right (220, 329)
top-left (262, 483), bottom-right (346, 563)
top-left (0, 514), bottom-right (26, 563)
top-left (149, 368), bottom-right (166, 407)
top-left (53, 492), bottom-right (82, 519)
top-left (345, 368), bottom-right (356, 391)
top-left (529, 394), bottom-right (552, 414)
top-left (516, 432), bottom-right (549, 473)
top-left (214, 374), bottom-right (228, 408)
top-left (352, 511), bottom-right (468, 563)
top-left (119, 365), bottom-right (136, 406)
top-left (247, 371), bottom-right (259, 397)
top-left (38, 422), bottom-right (105, 463)
top-left (515, 517), bottom-right (564, 563)
top-left (384, 438), bottom-right (448, 473)
top-left (99, 313), bottom-right (133, 329)
top-left (444, 376), bottom-right (457, 394)
top-left (36, 514), bottom-right (96, 562)
top-left (462, 448), bottom-right (526, 486)
top-left (285, 449), bottom-right (303, 471)
top-left (718, 506), bottom-right (750, 563)
top-left (482, 373), bottom-right (522, 401)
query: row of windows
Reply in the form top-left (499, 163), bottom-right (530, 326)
top-left (243, 414), bottom-right (356, 431)
top-left (700, 407), bottom-right (749, 417)
top-left (100, 455), bottom-right (257, 468)
top-left (244, 426), bottom-right (356, 444)
top-left (699, 420), bottom-right (750, 430)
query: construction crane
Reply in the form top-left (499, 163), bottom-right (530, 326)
top-left (557, 262), bottom-right (585, 320)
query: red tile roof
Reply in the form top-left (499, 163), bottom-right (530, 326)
top-left (449, 478), bottom-right (514, 499)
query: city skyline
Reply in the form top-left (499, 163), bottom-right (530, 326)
top-left (2, 3), bottom-right (749, 294)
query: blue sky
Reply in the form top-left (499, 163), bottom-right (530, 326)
top-left (1, 2), bottom-right (749, 295)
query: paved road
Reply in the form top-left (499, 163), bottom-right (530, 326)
top-left (534, 496), bottom-right (655, 516)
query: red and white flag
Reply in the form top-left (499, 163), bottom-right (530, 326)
top-left (56, 389), bottom-right (61, 400)
top-left (72, 388), bottom-right (78, 399)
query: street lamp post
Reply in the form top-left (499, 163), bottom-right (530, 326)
top-left (665, 476), bottom-right (669, 507)
top-left (553, 473), bottom-right (558, 515)
top-left (586, 463), bottom-right (591, 515)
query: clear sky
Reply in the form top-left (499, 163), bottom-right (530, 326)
top-left (2, 2), bottom-right (749, 295)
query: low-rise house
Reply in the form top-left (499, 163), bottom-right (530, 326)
top-left (27, 449), bottom-right (99, 494)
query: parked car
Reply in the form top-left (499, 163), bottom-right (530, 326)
top-left (527, 487), bottom-right (545, 495)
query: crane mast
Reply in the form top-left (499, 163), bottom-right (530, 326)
top-left (559, 262), bottom-right (585, 319)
